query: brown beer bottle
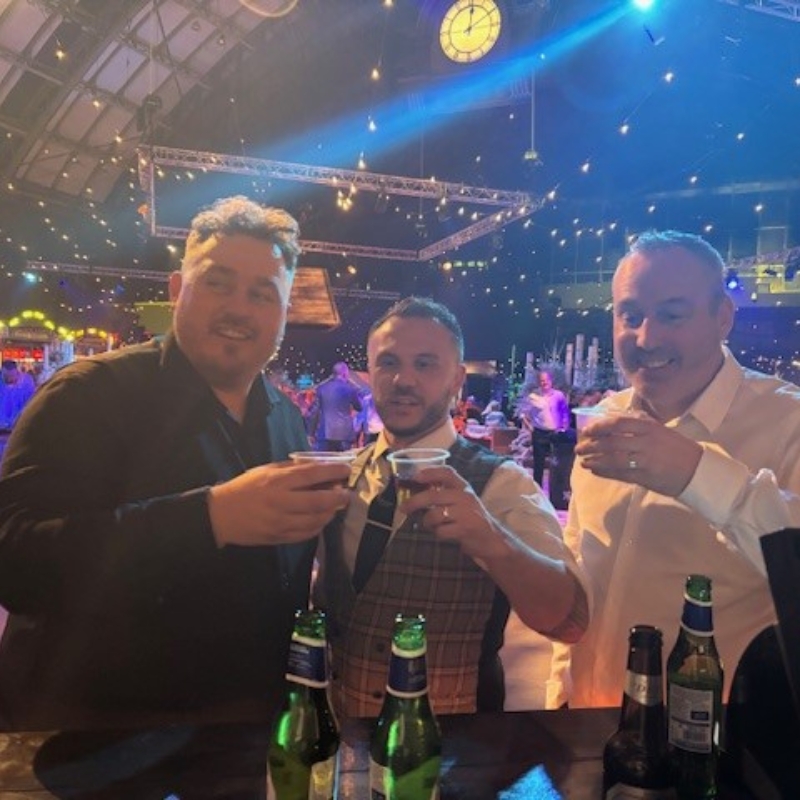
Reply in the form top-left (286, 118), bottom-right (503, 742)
top-left (603, 625), bottom-right (676, 799)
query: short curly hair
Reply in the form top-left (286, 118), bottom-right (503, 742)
top-left (185, 195), bottom-right (301, 271)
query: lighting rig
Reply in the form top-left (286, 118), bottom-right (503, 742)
top-left (137, 146), bottom-right (544, 262)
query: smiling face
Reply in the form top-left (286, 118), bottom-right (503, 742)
top-left (367, 315), bottom-right (466, 447)
top-left (612, 245), bottom-right (734, 421)
top-left (169, 233), bottom-right (293, 396)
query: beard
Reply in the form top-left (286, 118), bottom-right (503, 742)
top-left (377, 387), bottom-right (454, 442)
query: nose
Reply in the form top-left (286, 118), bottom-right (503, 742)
top-left (634, 316), bottom-right (661, 349)
top-left (224, 286), bottom-right (257, 316)
top-left (392, 364), bottom-right (416, 388)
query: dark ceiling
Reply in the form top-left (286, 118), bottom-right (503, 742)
top-left (1, 0), bottom-right (799, 357)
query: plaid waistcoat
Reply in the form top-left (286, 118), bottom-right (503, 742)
top-left (320, 436), bottom-right (508, 718)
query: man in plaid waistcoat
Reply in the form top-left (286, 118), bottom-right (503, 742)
top-left (315, 297), bottom-right (589, 717)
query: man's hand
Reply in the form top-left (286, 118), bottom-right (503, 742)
top-left (400, 466), bottom-right (509, 562)
top-left (208, 460), bottom-right (351, 547)
top-left (575, 414), bottom-right (703, 497)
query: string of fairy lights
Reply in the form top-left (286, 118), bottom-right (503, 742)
top-left (1, 0), bottom-right (799, 386)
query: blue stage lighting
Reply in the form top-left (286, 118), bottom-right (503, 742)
top-left (725, 270), bottom-right (741, 291)
top-left (632, 0), bottom-right (656, 10)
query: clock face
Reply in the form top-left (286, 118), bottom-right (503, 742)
top-left (439, 0), bottom-right (502, 64)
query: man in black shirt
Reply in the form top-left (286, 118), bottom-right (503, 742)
top-left (0, 196), bottom-right (351, 730)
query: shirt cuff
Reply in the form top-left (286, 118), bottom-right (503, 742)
top-left (678, 441), bottom-right (750, 529)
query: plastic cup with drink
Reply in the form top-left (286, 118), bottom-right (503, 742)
top-left (387, 448), bottom-right (450, 506)
top-left (573, 405), bottom-right (615, 440)
top-left (289, 450), bottom-right (357, 489)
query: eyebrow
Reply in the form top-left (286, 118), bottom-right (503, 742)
top-left (204, 264), bottom-right (278, 286)
top-left (616, 296), bottom-right (692, 310)
top-left (376, 350), bottom-right (441, 360)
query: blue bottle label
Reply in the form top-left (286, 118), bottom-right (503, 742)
top-left (681, 596), bottom-right (713, 636)
top-left (386, 645), bottom-right (429, 698)
top-left (286, 634), bottom-right (327, 689)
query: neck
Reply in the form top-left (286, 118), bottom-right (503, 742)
top-left (383, 420), bottom-right (448, 450)
top-left (212, 381), bottom-right (254, 423)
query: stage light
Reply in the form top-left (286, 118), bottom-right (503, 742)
top-left (725, 269), bottom-right (741, 291)
top-left (632, 0), bottom-right (656, 10)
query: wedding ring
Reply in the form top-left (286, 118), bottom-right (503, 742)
top-left (627, 456), bottom-right (638, 470)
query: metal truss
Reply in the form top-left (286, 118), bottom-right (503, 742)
top-left (419, 202), bottom-right (542, 260)
top-left (27, 261), bottom-right (170, 282)
top-left (151, 226), bottom-right (421, 260)
top-left (139, 146), bottom-right (535, 206)
top-left (719, 0), bottom-right (800, 23)
top-left (138, 146), bottom-right (545, 261)
top-left (24, 260), bottom-right (402, 302)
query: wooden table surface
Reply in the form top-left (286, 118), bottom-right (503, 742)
top-left (0, 707), bottom-right (752, 799)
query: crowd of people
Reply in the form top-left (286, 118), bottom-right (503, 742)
top-left (0, 196), bottom-right (798, 736)
top-left (0, 359), bottom-right (37, 432)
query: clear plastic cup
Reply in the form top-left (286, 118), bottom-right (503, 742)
top-left (387, 447), bottom-right (450, 505)
top-left (573, 405), bottom-right (635, 441)
top-left (289, 450), bottom-right (357, 488)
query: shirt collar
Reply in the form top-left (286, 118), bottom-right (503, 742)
top-left (372, 417), bottom-right (458, 464)
top-left (679, 345), bottom-right (743, 434)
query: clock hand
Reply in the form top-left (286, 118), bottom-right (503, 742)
top-left (471, 8), bottom-right (494, 33)
top-left (466, 2), bottom-right (475, 34)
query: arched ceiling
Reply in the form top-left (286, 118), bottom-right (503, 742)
top-left (1, 0), bottom-right (800, 333)
top-left (0, 0), bottom-right (291, 205)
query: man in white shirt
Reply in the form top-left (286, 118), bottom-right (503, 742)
top-left (556, 230), bottom-right (800, 708)
top-left (316, 297), bottom-right (588, 717)
top-left (521, 370), bottom-right (571, 489)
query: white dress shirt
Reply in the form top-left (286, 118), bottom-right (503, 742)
top-left (556, 348), bottom-right (800, 708)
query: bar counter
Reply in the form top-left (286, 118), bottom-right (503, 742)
top-left (0, 708), bottom-right (751, 798)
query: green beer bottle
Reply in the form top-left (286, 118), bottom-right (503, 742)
top-left (267, 609), bottom-right (340, 800)
top-left (667, 575), bottom-right (724, 799)
top-left (603, 625), bottom-right (676, 799)
top-left (369, 614), bottom-right (442, 800)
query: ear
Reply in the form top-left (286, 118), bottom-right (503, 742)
top-left (452, 362), bottom-right (467, 398)
top-left (168, 271), bottom-right (182, 302)
top-left (718, 293), bottom-right (735, 339)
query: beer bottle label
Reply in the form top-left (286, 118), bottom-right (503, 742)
top-left (309, 755), bottom-right (337, 800)
top-left (605, 784), bottom-right (676, 799)
top-left (266, 753), bottom-right (337, 800)
top-left (623, 670), bottom-right (660, 707)
top-left (386, 646), bottom-right (428, 698)
top-left (368, 758), bottom-right (440, 799)
top-left (668, 684), bottom-right (714, 753)
top-left (286, 636), bottom-right (327, 689)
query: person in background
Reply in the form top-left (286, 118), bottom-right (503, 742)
top-left (520, 370), bottom-right (571, 488)
top-left (0, 196), bottom-right (351, 730)
top-left (0, 360), bottom-right (36, 431)
top-left (309, 361), bottom-right (364, 451)
top-left (482, 399), bottom-right (508, 428)
top-left (315, 296), bottom-right (588, 718)
top-left (354, 389), bottom-right (383, 446)
top-left (555, 229), bottom-right (800, 708)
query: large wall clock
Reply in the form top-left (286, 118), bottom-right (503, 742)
top-left (439, 0), bottom-right (503, 64)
